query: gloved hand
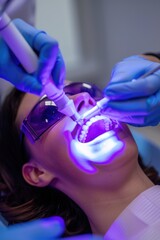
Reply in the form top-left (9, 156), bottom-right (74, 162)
top-left (0, 217), bottom-right (65, 240)
top-left (104, 55), bottom-right (160, 126)
top-left (0, 19), bottom-right (66, 95)
top-left (0, 218), bottom-right (103, 240)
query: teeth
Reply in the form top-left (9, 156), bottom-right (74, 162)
top-left (86, 121), bottom-right (92, 126)
top-left (78, 115), bottom-right (118, 143)
top-left (79, 130), bottom-right (88, 142)
top-left (82, 125), bottom-right (88, 131)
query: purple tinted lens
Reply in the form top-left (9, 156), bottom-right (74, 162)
top-left (21, 97), bottom-right (65, 142)
top-left (64, 82), bottom-right (103, 101)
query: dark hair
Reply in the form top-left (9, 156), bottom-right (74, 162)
top-left (0, 88), bottom-right (91, 236)
top-left (138, 155), bottom-right (160, 185)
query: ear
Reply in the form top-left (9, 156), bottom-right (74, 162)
top-left (22, 162), bottom-right (55, 187)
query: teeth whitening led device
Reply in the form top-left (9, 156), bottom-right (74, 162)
top-left (0, 12), bottom-right (81, 123)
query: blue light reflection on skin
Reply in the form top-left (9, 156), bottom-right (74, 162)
top-left (69, 131), bottom-right (124, 173)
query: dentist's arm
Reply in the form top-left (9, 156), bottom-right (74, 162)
top-left (0, 19), bottom-right (65, 95)
top-left (105, 54), bottom-right (160, 126)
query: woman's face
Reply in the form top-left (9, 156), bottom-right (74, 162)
top-left (16, 89), bottom-right (138, 193)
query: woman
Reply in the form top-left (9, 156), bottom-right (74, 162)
top-left (0, 81), bottom-right (160, 239)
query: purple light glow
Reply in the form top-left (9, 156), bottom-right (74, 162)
top-left (69, 131), bottom-right (124, 173)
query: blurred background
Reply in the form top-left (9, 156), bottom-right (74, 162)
top-left (36, 0), bottom-right (160, 88)
top-left (1, 0), bottom-right (160, 169)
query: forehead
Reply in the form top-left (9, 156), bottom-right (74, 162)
top-left (16, 93), bottom-right (40, 128)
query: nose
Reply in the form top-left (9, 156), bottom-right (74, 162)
top-left (70, 92), bottom-right (96, 112)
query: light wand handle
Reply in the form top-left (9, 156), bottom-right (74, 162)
top-left (0, 13), bottom-right (81, 122)
top-left (0, 12), bottom-right (38, 73)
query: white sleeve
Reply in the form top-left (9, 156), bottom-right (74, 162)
top-left (105, 185), bottom-right (160, 240)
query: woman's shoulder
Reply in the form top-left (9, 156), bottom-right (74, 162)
top-left (105, 186), bottom-right (160, 240)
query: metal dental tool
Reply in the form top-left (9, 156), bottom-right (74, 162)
top-left (80, 64), bottom-right (160, 122)
top-left (0, 11), bottom-right (82, 124)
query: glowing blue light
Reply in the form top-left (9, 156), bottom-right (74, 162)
top-left (69, 131), bottom-right (124, 173)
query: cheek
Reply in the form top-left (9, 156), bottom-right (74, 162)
top-left (25, 128), bottom-right (69, 173)
top-left (111, 135), bottom-right (139, 181)
top-left (123, 126), bottom-right (139, 162)
top-left (114, 124), bottom-right (139, 164)
top-left (44, 124), bottom-right (92, 184)
top-left (122, 137), bottom-right (138, 161)
top-left (41, 125), bottom-right (74, 174)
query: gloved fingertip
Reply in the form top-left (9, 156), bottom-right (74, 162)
top-left (146, 95), bottom-right (156, 110)
top-left (30, 85), bottom-right (42, 95)
top-left (41, 216), bottom-right (65, 235)
top-left (104, 88), bottom-right (115, 98)
top-left (104, 88), bottom-right (111, 95)
top-left (52, 66), bottom-right (66, 89)
top-left (51, 51), bottom-right (66, 88)
top-left (22, 75), bottom-right (42, 95)
top-left (27, 85), bottom-right (42, 96)
top-left (43, 216), bottom-right (65, 230)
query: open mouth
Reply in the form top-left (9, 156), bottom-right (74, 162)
top-left (69, 115), bottom-right (126, 172)
top-left (73, 115), bottom-right (119, 143)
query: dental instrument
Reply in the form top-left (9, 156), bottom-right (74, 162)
top-left (0, 12), bottom-right (82, 124)
top-left (81, 64), bottom-right (160, 122)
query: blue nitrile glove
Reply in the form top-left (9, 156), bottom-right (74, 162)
top-left (0, 19), bottom-right (65, 95)
top-left (0, 217), bottom-right (65, 240)
top-left (0, 218), bottom-right (103, 240)
top-left (104, 55), bottom-right (160, 126)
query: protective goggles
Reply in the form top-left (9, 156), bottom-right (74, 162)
top-left (21, 82), bottom-right (103, 142)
